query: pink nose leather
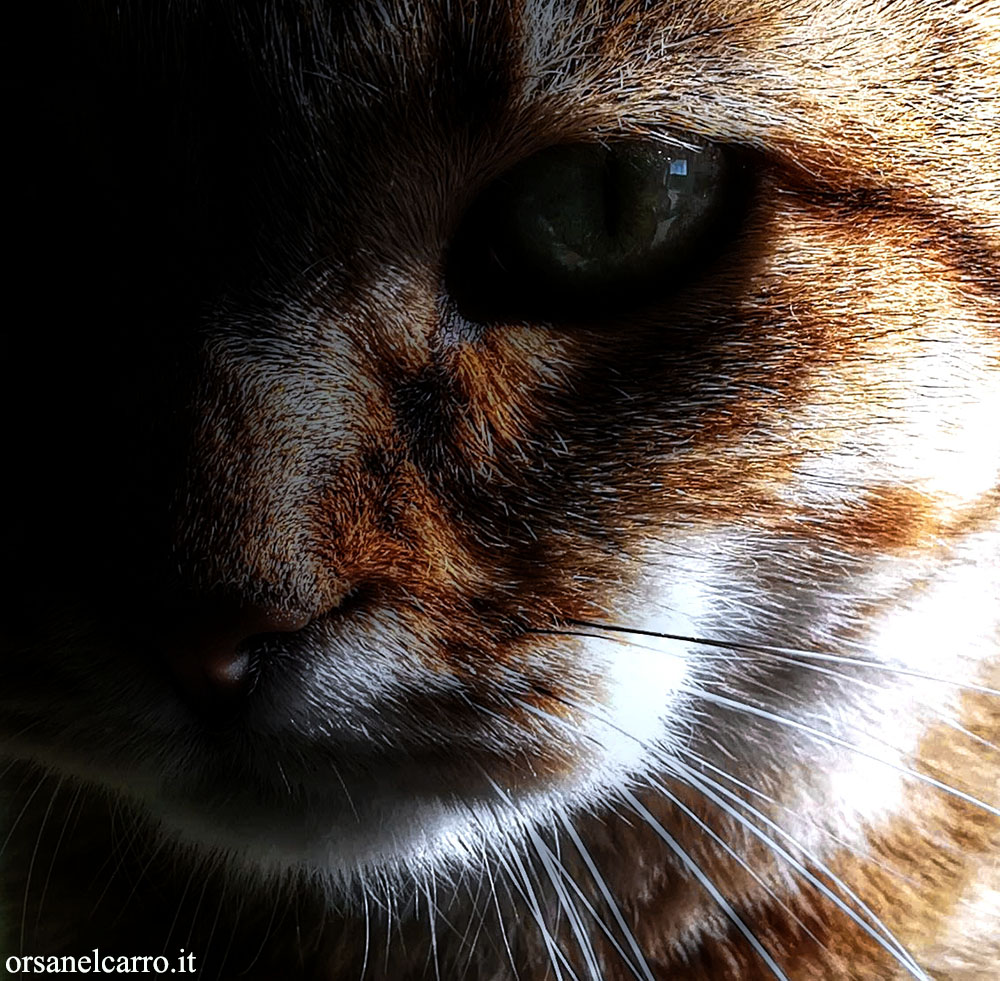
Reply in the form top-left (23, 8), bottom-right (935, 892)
top-left (163, 602), bottom-right (311, 714)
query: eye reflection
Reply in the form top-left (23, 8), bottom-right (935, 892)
top-left (448, 136), bottom-right (748, 321)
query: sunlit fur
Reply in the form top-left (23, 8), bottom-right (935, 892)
top-left (2, 0), bottom-right (999, 978)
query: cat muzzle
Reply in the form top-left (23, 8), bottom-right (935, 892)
top-left (160, 601), bottom-right (311, 719)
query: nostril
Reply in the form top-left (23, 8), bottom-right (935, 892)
top-left (162, 601), bottom-right (312, 718)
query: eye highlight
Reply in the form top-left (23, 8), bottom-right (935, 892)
top-left (448, 137), bottom-right (749, 321)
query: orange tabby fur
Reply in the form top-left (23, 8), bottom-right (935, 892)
top-left (2, 0), bottom-right (998, 978)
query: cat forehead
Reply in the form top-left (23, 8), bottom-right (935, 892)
top-left (138, 0), bottom-right (994, 189)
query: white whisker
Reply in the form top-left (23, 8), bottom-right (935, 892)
top-left (527, 824), bottom-right (604, 981)
top-left (34, 781), bottom-right (83, 937)
top-left (643, 775), bottom-right (826, 949)
top-left (662, 764), bottom-right (929, 980)
top-left (550, 689), bottom-right (929, 978)
top-left (19, 775), bottom-right (62, 953)
top-left (686, 688), bottom-right (1000, 818)
top-left (557, 621), bottom-right (1000, 698)
top-left (620, 787), bottom-right (791, 981)
top-left (558, 812), bottom-right (657, 981)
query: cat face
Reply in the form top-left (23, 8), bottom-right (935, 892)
top-left (3, 0), bottom-right (999, 975)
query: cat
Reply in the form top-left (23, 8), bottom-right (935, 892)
top-left (2, 0), bottom-right (999, 978)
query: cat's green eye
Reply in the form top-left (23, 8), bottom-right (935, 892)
top-left (448, 138), bottom-right (746, 320)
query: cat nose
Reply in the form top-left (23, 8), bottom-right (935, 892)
top-left (163, 601), bottom-right (311, 716)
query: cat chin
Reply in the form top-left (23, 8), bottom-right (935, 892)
top-left (143, 765), bottom-right (618, 891)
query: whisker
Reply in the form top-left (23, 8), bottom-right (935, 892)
top-left (688, 688), bottom-right (1000, 818)
top-left (89, 800), bottom-right (149, 920)
top-left (238, 882), bottom-right (281, 977)
top-left (538, 809), bottom-right (662, 981)
top-left (543, 621), bottom-right (1000, 698)
top-left (547, 692), bottom-right (928, 978)
top-left (0, 768), bottom-right (48, 865)
top-left (34, 781), bottom-right (83, 936)
top-left (535, 831), bottom-right (652, 981)
top-left (479, 830), bottom-right (519, 979)
top-left (558, 812), bottom-right (657, 981)
top-left (497, 836), bottom-right (576, 981)
top-left (110, 826), bottom-right (169, 927)
top-left (200, 866), bottom-right (229, 976)
top-left (713, 670), bottom-right (990, 799)
top-left (642, 774), bottom-right (826, 949)
top-left (483, 777), bottom-right (577, 981)
top-left (182, 866), bottom-right (213, 967)
top-left (530, 627), bottom-right (734, 664)
top-left (663, 763), bottom-right (930, 980)
top-left (19, 775), bottom-right (63, 952)
top-left (215, 883), bottom-right (247, 981)
top-left (535, 626), bottom-right (1000, 768)
top-left (619, 787), bottom-right (791, 981)
top-left (420, 872), bottom-right (442, 981)
top-left (0, 721), bottom-right (45, 780)
top-left (527, 823), bottom-right (604, 981)
top-left (359, 878), bottom-right (371, 981)
top-left (730, 653), bottom-right (1000, 756)
top-left (164, 853), bottom-right (198, 956)
top-left (671, 751), bottom-right (776, 807)
top-left (508, 693), bottom-right (824, 975)
top-left (454, 848), bottom-right (492, 971)
top-left (447, 798), bottom-right (517, 976)
top-left (690, 766), bottom-right (983, 916)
